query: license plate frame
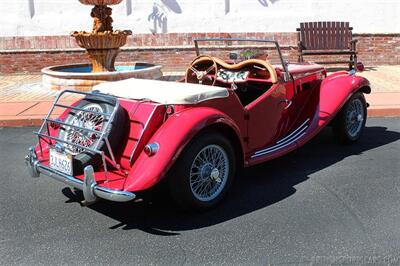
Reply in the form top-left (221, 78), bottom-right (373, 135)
top-left (49, 148), bottom-right (73, 176)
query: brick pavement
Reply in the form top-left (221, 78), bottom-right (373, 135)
top-left (0, 67), bottom-right (399, 127)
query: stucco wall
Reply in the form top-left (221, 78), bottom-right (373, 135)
top-left (1, 0), bottom-right (399, 36)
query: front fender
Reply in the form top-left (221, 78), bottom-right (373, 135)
top-left (318, 73), bottom-right (370, 126)
top-left (123, 107), bottom-right (243, 192)
top-left (298, 73), bottom-right (371, 146)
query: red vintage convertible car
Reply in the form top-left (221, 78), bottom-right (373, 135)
top-left (26, 38), bottom-right (371, 210)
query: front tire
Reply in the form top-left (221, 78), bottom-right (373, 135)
top-left (333, 92), bottom-right (367, 144)
top-left (168, 131), bottom-right (236, 210)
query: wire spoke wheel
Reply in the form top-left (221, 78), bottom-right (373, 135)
top-left (333, 92), bottom-right (367, 144)
top-left (189, 144), bottom-right (229, 202)
top-left (169, 131), bottom-right (236, 210)
top-left (345, 98), bottom-right (364, 138)
top-left (62, 103), bottom-right (105, 155)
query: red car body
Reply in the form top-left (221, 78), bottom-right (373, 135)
top-left (26, 38), bottom-right (371, 206)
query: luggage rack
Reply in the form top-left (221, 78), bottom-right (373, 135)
top-left (33, 90), bottom-right (120, 179)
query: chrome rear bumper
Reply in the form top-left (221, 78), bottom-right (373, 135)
top-left (25, 146), bottom-right (136, 204)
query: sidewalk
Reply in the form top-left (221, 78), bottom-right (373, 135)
top-left (345, 65), bottom-right (400, 117)
top-left (0, 67), bottom-right (399, 127)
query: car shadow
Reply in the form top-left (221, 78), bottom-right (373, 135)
top-left (62, 125), bottom-right (400, 235)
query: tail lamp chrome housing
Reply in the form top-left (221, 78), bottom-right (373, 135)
top-left (144, 142), bottom-right (159, 157)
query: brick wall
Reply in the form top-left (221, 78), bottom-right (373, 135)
top-left (0, 32), bottom-right (399, 74)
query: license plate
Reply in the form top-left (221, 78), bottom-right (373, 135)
top-left (49, 149), bottom-right (73, 176)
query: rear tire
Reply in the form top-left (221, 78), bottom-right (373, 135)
top-left (332, 92), bottom-right (367, 144)
top-left (168, 131), bottom-right (236, 211)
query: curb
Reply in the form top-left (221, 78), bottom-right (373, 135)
top-left (368, 108), bottom-right (400, 118)
top-left (0, 117), bottom-right (43, 127)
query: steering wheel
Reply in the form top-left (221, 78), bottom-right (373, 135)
top-left (185, 55), bottom-right (218, 86)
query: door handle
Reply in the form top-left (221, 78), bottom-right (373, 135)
top-left (280, 99), bottom-right (292, 109)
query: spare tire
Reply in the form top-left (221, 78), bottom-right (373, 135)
top-left (58, 95), bottom-right (127, 175)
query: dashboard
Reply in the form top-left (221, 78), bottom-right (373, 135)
top-left (216, 69), bottom-right (250, 83)
top-left (185, 56), bottom-right (277, 86)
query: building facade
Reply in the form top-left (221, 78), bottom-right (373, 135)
top-left (1, 0), bottom-right (399, 73)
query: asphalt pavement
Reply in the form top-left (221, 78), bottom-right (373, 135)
top-left (1, 118), bottom-right (399, 265)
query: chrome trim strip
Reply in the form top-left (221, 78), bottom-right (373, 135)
top-left (251, 131), bottom-right (307, 159)
top-left (255, 120), bottom-right (309, 155)
top-left (251, 118), bottom-right (310, 159)
top-left (253, 125), bottom-right (307, 156)
top-left (276, 118), bottom-right (310, 144)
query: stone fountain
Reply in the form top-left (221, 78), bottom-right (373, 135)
top-left (42, 0), bottom-right (162, 91)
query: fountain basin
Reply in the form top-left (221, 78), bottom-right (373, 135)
top-left (42, 62), bottom-right (163, 91)
top-left (71, 31), bottom-right (132, 50)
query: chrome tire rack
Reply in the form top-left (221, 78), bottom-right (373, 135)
top-left (33, 90), bottom-right (121, 179)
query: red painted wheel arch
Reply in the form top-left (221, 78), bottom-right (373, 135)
top-left (297, 73), bottom-right (371, 147)
top-left (123, 106), bottom-right (245, 192)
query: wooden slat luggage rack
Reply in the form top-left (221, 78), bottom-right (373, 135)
top-left (297, 22), bottom-right (358, 69)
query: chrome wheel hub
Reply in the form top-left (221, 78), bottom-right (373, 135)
top-left (210, 168), bottom-right (221, 182)
top-left (346, 98), bottom-right (364, 138)
top-left (189, 144), bottom-right (229, 202)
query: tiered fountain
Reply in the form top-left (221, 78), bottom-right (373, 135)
top-left (42, 0), bottom-right (162, 91)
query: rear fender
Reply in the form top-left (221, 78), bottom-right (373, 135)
top-left (123, 107), bottom-right (244, 192)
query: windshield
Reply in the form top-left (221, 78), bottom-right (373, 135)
top-left (193, 38), bottom-right (287, 68)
